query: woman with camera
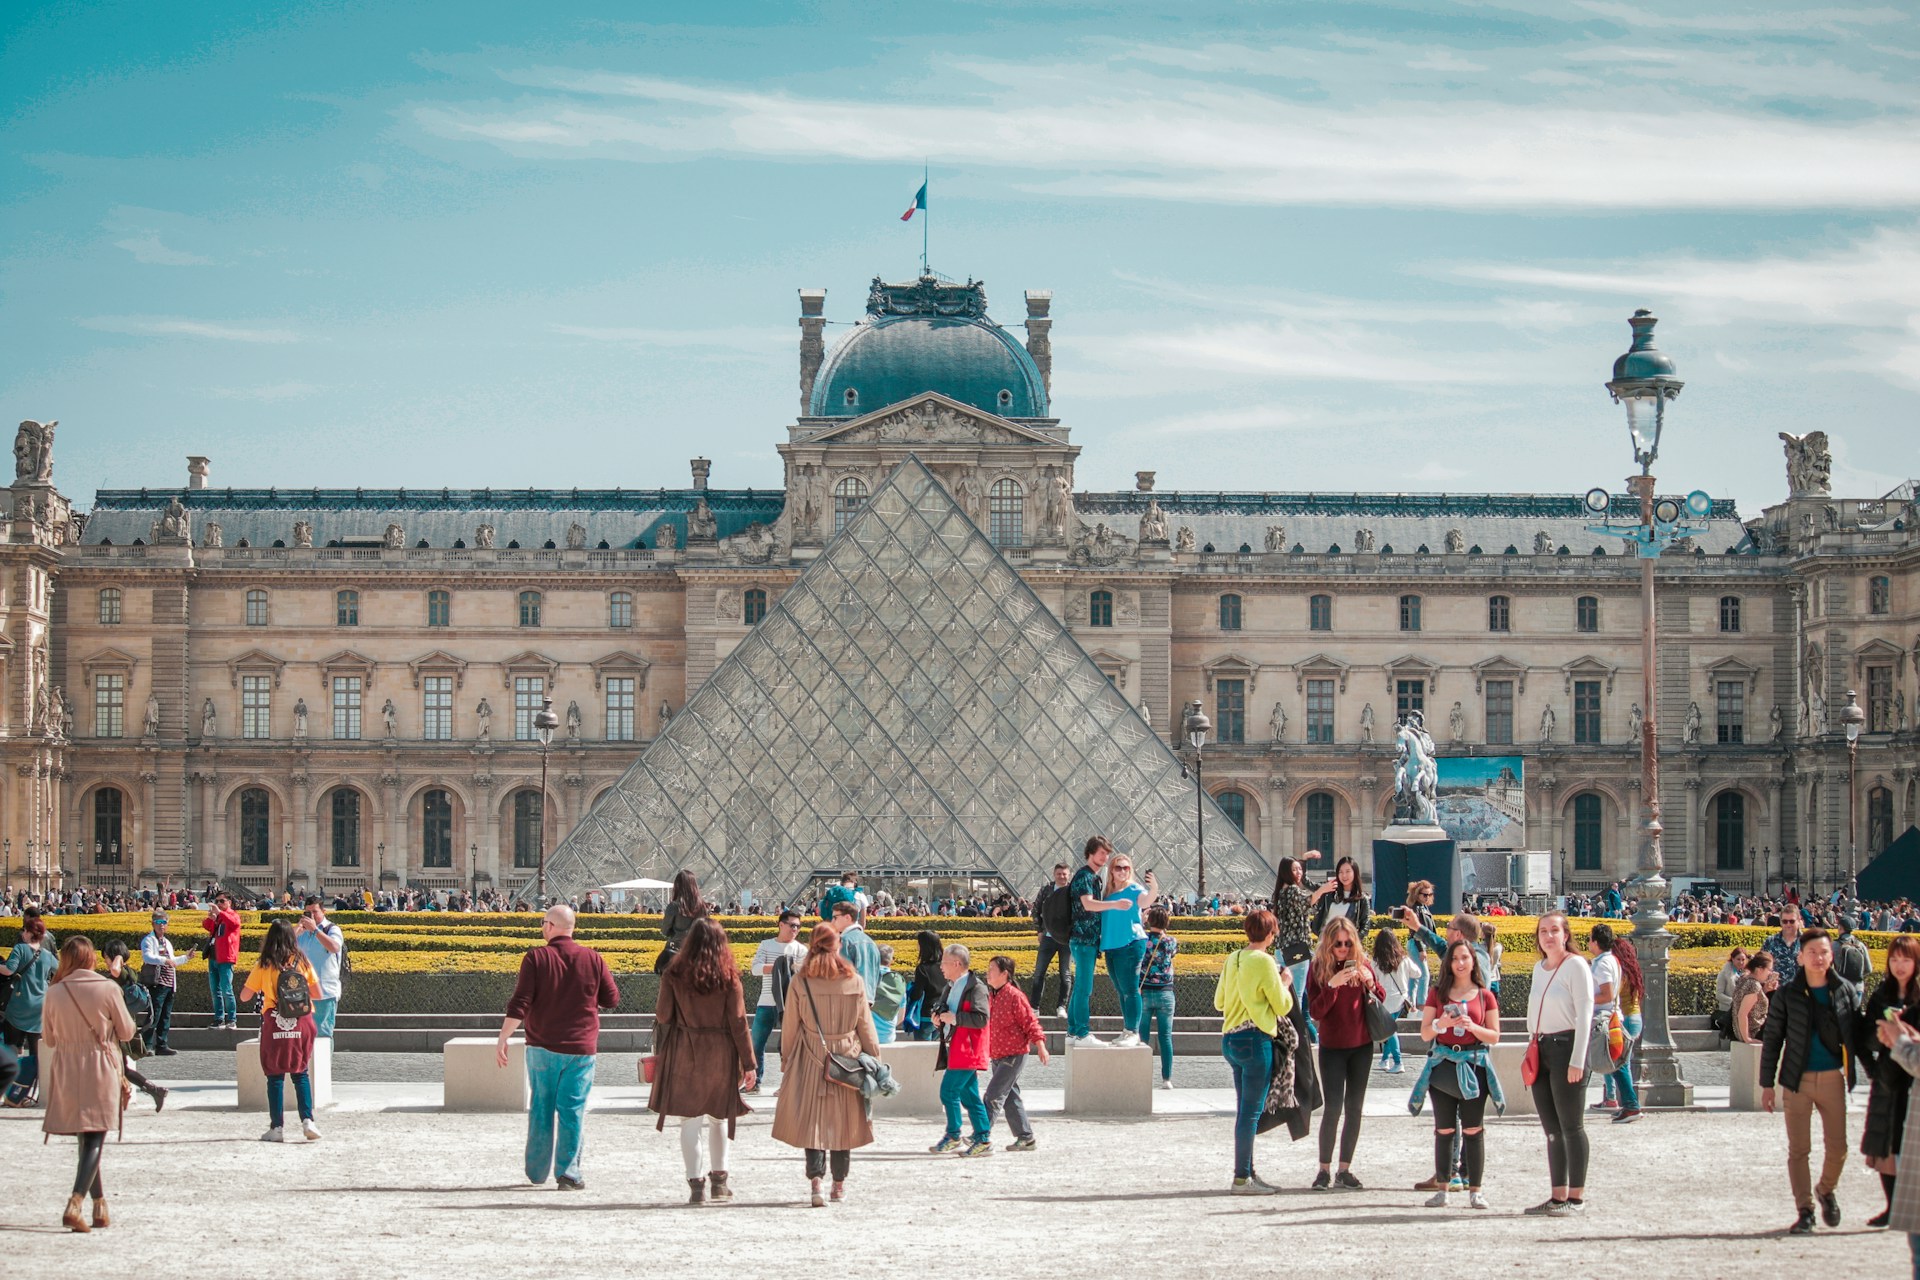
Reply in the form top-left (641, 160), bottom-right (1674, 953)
top-left (1418, 939), bottom-right (1501, 1209)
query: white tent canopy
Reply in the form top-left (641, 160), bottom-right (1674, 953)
top-left (598, 878), bottom-right (674, 891)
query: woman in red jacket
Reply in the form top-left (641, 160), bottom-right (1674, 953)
top-left (1307, 915), bottom-right (1385, 1190)
top-left (928, 944), bottom-right (993, 1158)
top-left (201, 892), bottom-right (243, 1030)
top-left (983, 955), bottom-right (1051, 1151)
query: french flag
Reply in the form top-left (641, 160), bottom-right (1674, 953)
top-left (900, 180), bottom-right (927, 221)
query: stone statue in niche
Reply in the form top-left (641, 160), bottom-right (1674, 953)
top-left (474, 524), bottom-right (495, 550)
top-left (566, 700), bottom-right (583, 741)
top-left (293, 520), bottom-right (314, 549)
top-left (1138, 700), bottom-right (1151, 728)
top-left (56, 687), bottom-right (72, 739)
top-left (1779, 431), bottom-right (1832, 496)
top-left (1534, 531), bottom-right (1554, 555)
top-left (1353, 528), bottom-right (1376, 553)
top-left (1264, 525), bottom-right (1286, 553)
top-left (143, 693), bottom-right (162, 738)
top-left (383, 523), bottom-right (406, 549)
top-left (1268, 701), bottom-right (1286, 743)
top-left (1359, 701), bottom-right (1376, 745)
top-left (953, 473), bottom-right (983, 525)
top-left (293, 698), bottom-right (309, 738)
top-left (475, 696), bottom-right (494, 739)
top-left (154, 497), bottom-right (190, 542)
top-left (1445, 529), bottom-right (1466, 554)
top-left (201, 697), bottom-right (217, 739)
top-left (1627, 703), bottom-right (1643, 742)
top-left (1175, 526), bottom-right (1196, 554)
top-left (1684, 700), bottom-right (1703, 744)
top-left (1140, 498), bottom-right (1167, 543)
top-left (381, 698), bottom-right (398, 738)
top-left (1897, 688), bottom-right (1909, 733)
top-left (1769, 704), bottom-right (1784, 742)
top-left (1539, 704), bottom-right (1556, 743)
top-left (688, 497), bottom-right (717, 542)
top-left (203, 520), bottom-right (222, 548)
top-left (660, 701), bottom-right (674, 728)
top-left (1448, 700), bottom-right (1466, 743)
top-left (1044, 469), bottom-right (1072, 541)
top-left (566, 522), bottom-right (587, 551)
top-left (1810, 689), bottom-right (1828, 736)
top-left (13, 419), bottom-right (55, 482)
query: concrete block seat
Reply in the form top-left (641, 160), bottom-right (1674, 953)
top-left (872, 1040), bottom-right (942, 1118)
top-left (444, 1036), bottom-right (529, 1112)
top-left (1485, 1042), bottom-right (1536, 1117)
top-left (1064, 1041), bottom-right (1152, 1115)
top-left (1728, 1038), bottom-right (1764, 1112)
top-left (236, 1037), bottom-right (334, 1112)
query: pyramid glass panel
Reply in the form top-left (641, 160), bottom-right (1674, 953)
top-left (527, 456), bottom-right (1272, 904)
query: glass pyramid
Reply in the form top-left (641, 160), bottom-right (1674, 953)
top-left (533, 456), bottom-right (1272, 905)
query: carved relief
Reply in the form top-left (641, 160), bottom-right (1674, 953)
top-left (383, 523), bottom-right (406, 549)
top-left (566, 522), bottom-right (587, 550)
top-left (1264, 525), bottom-right (1286, 553)
top-left (1175, 526), bottom-right (1196, 554)
top-left (474, 523), bottom-right (495, 550)
top-left (1444, 529), bottom-right (1465, 554)
top-left (1353, 528), bottom-right (1376, 553)
top-left (293, 520), bottom-right (314, 549)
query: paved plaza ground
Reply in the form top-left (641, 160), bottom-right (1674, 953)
top-left (2, 1050), bottom-right (1908, 1278)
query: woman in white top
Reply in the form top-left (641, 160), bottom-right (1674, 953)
top-left (1523, 911), bottom-right (1595, 1217)
top-left (1371, 928), bottom-right (1422, 1075)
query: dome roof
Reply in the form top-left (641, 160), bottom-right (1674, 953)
top-left (809, 275), bottom-right (1049, 419)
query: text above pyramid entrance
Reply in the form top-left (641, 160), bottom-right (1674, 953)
top-left (530, 456), bottom-right (1271, 905)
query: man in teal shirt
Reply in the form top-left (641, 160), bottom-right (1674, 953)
top-left (830, 900), bottom-right (887, 1042)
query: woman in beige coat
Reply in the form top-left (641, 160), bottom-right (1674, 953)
top-left (771, 923), bottom-right (879, 1207)
top-left (41, 936), bottom-right (136, 1233)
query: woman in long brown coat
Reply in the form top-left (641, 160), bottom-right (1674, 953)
top-left (771, 923), bottom-right (879, 1207)
top-left (41, 936), bottom-right (136, 1233)
top-left (649, 917), bottom-right (755, 1205)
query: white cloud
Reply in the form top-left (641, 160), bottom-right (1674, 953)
top-left (1573, 3), bottom-right (1906, 33)
top-left (82, 316), bottom-right (300, 343)
top-left (113, 232), bottom-right (213, 267)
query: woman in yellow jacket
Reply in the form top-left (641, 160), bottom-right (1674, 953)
top-left (1214, 908), bottom-right (1293, 1196)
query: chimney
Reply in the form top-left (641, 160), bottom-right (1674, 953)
top-left (798, 289), bottom-right (828, 413)
top-left (690, 457), bottom-right (711, 491)
top-left (187, 456), bottom-right (210, 490)
top-left (1024, 291), bottom-right (1053, 399)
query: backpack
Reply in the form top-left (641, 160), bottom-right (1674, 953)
top-left (121, 979), bottom-right (155, 1032)
top-left (1040, 884), bottom-right (1074, 941)
top-left (770, 953), bottom-right (796, 1011)
top-left (1835, 936), bottom-right (1871, 987)
top-left (275, 963), bottom-right (313, 1019)
top-left (872, 969), bottom-right (908, 1023)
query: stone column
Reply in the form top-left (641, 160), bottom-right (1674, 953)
top-left (798, 289), bottom-right (827, 412)
top-left (290, 766), bottom-right (314, 887)
top-left (139, 769), bottom-right (159, 882)
top-left (210, 783), bottom-right (230, 882)
top-left (1683, 776), bottom-right (1703, 878)
top-left (1024, 291), bottom-right (1053, 397)
top-left (380, 769), bottom-right (402, 887)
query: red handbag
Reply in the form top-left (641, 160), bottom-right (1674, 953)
top-left (1520, 960), bottom-right (1565, 1087)
top-left (640, 1053), bottom-right (659, 1084)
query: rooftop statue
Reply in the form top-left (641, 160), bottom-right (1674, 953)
top-left (13, 419), bottom-right (55, 483)
top-left (1780, 431), bottom-right (1831, 496)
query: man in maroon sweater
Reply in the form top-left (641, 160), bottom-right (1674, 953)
top-left (497, 906), bottom-right (620, 1190)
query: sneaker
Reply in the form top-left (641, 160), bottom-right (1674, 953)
top-left (1468, 1191), bottom-right (1490, 1210)
top-left (1109, 1032), bottom-right (1142, 1049)
top-left (153, 1046), bottom-right (178, 1057)
top-left (1310, 1170), bottom-right (1331, 1191)
top-left (1523, 1199), bottom-right (1565, 1216)
top-left (1788, 1208), bottom-right (1815, 1235)
top-left (1424, 1190), bottom-right (1450, 1208)
top-left (1448, 1177), bottom-right (1469, 1192)
top-left (743, 1084), bottom-right (761, 1095)
top-left (556, 1175), bottom-right (585, 1191)
top-left (1590, 1098), bottom-right (1618, 1111)
top-left (1868, 1208), bottom-right (1891, 1229)
top-left (1611, 1108), bottom-right (1643, 1124)
top-left (1413, 1176), bottom-right (1445, 1192)
top-left (260, 1127), bottom-right (285, 1143)
top-left (1063, 1035), bottom-right (1104, 1049)
top-left (1231, 1177), bottom-right (1278, 1197)
top-left (1006, 1136), bottom-right (1038, 1152)
top-left (960, 1139), bottom-right (994, 1158)
top-left (1384, 1063), bottom-right (1404, 1075)
top-left (1334, 1170), bottom-right (1363, 1191)
top-left (1158, 1078), bottom-right (1174, 1091)
top-left (301, 1119), bottom-right (321, 1141)
top-left (929, 1135), bottom-right (964, 1155)
top-left (1554, 1199), bottom-right (1586, 1217)
top-left (1819, 1191), bottom-right (1841, 1228)
top-left (1248, 1173), bottom-right (1279, 1194)
top-left (1055, 1005), bottom-right (1067, 1018)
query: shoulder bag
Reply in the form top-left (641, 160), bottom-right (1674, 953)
top-left (1520, 961), bottom-right (1564, 1088)
top-left (801, 976), bottom-right (879, 1095)
top-left (1360, 973), bottom-right (1399, 1045)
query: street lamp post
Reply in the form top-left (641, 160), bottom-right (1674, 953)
top-left (1840, 691), bottom-right (1865, 904)
top-left (1184, 701), bottom-right (1211, 901)
top-left (533, 695), bottom-right (561, 904)
top-left (1583, 308), bottom-right (1695, 1108)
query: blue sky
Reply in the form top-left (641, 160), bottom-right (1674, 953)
top-left (4, 0), bottom-right (1917, 514)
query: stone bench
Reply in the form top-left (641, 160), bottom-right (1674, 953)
top-left (1729, 1039), bottom-right (1765, 1111)
top-left (236, 1037), bottom-right (333, 1112)
top-left (1064, 1041), bottom-right (1151, 1115)
top-left (443, 1036), bottom-right (528, 1112)
top-left (1487, 1042), bottom-right (1535, 1117)
top-left (872, 1040), bottom-right (941, 1118)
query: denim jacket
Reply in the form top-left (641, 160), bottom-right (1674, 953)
top-left (1407, 1043), bottom-right (1506, 1116)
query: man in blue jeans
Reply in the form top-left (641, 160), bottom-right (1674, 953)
top-left (497, 905), bottom-right (620, 1190)
top-left (1064, 835), bottom-right (1121, 1047)
top-left (296, 897), bottom-right (345, 1038)
top-left (747, 910), bottom-right (806, 1091)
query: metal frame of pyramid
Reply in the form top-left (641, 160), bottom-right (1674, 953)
top-left (526, 456), bottom-right (1272, 906)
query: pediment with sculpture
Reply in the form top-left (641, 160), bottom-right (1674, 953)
top-left (801, 392), bottom-right (1060, 449)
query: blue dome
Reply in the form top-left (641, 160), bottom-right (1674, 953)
top-left (808, 275), bottom-right (1049, 419)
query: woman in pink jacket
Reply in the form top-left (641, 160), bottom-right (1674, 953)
top-left (41, 937), bottom-right (137, 1233)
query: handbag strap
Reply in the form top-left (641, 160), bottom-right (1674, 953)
top-left (799, 975), bottom-right (836, 1061)
top-left (1528, 957), bottom-right (1565, 1041)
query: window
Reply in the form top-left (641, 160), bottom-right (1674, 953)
top-left (1713, 791), bottom-right (1745, 871)
top-left (1487, 595), bottom-right (1511, 633)
top-left (1574, 680), bottom-right (1602, 744)
top-left (329, 789), bottom-right (361, 867)
top-left (1484, 680), bottom-right (1514, 745)
top-left (1219, 594), bottom-right (1243, 631)
top-left (1309, 594), bottom-right (1332, 631)
top-left (422, 675), bottom-right (453, 741)
top-left (608, 591), bottom-right (633, 629)
top-left (331, 675), bottom-right (362, 740)
top-left (241, 674), bottom-right (272, 739)
top-left (513, 790), bottom-right (544, 869)
top-left (94, 673), bottom-right (126, 738)
top-left (239, 788), bottom-right (271, 866)
top-left (988, 477), bottom-right (1024, 547)
top-left (1868, 665), bottom-right (1893, 733)
top-left (93, 788), bottom-right (124, 863)
top-left (421, 789), bottom-right (453, 868)
top-left (98, 588), bottom-right (122, 625)
top-left (426, 589), bottom-right (450, 628)
top-left (1215, 678), bottom-right (1246, 744)
top-left (833, 477), bottom-right (868, 536)
top-left (336, 590), bottom-right (359, 626)
top-left (1718, 595), bottom-right (1741, 633)
top-left (1573, 793), bottom-right (1603, 871)
top-left (1716, 679), bottom-right (1745, 744)
top-left (606, 677), bottom-right (636, 742)
top-left (1305, 792), bottom-right (1336, 856)
top-left (1089, 590), bottom-right (1113, 628)
top-left (245, 589), bottom-right (269, 627)
top-left (742, 589), bottom-right (766, 626)
top-left (1399, 594), bottom-right (1421, 632)
top-left (1576, 595), bottom-right (1599, 634)
top-left (518, 590), bottom-right (542, 628)
top-left (1870, 575), bottom-right (1891, 615)
top-left (1217, 790), bottom-right (1247, 832)
top-left (1306, 679), bottom-right (1335, 744)
top-left (514, 675), bottom-right (546, 740)
top-left (1395, 679), bottom-right (1425, 726)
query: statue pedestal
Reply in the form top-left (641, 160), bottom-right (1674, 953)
top-left (1372, 825), bottom-right (1457, 913)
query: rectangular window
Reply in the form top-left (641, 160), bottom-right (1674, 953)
top-left (1306, 679), bottom-right (1335, 744)
top-left (1395, 678), bottom-right (1425, 726)
top-left (1574, 680), bottom-right (1602, 744)
top-left (241, 675), bottom-right (271, 739)
top-left (1484, 680), bottom-right (1513, 745)
top-left (245, 589), bottom-right (269, 626)
top-left (1309, 595), bottom-right (1332, 631)
top-left (427, 589), bottom-right (450, 628)
top-left (1576, 596), bottom-right (1599, 633)
top-left (1719, 596), bottom-right (1741, 633)
top-left (609, 591), bottom-right (633, 629)
top-left (1399, 595), bottom-right (1421, 632)
top-left (332, 675), bottom-right (362, 740)
top-left (606, 677), bottom-right (635, 742)
top-left (94, 673), bottom-right (126, 738)
top-left (519, 591), bottom-right (542, 628)
top-left (98, 589), bottom-right (123, 625)
top-left (1487, 596), bottom-right (1510, 632)
top-left (1215, 678), bottom-right (1246, 744)
top-left (336, 590), bottom-right (359, 627)
top-left (514, 675), bottom-right (545, 741)
top-left (1573, 794), bottom-right (1603, 871)
top-left (1868, 665), bottom-right (1893, 733)
top-left (1715, 680), bottom-right (1745, 744)
top-left (422, 675), bottom-right (453, 741)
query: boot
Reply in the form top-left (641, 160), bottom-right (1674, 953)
top-left (147, 1084), bottom-right (168, 1113)
top-left (63, 1194), bottom-right (89, 1233)
top-left (707, 1171), bottom-right (733, 1204)
top-left (91, 1196), bottom-right (111, 1229)
top-left (686, 1177), bottom-right (706, 1206)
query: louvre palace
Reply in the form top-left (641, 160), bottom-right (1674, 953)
top-left (4, 270), bottom-right (1917, 902)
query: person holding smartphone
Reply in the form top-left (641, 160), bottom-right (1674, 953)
top-left (1418, 940), bottom-right (1501, 1209)
top-left (1305, 915), bottom-right (1384, 1190)
top-left (295, 897), bottom-right (346, 1039)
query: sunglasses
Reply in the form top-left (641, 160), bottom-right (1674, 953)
top-left (1332, 940), bottom-right (1352, 949)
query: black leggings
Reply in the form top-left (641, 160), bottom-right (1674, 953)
top-left (73, 1131), bottom-right (106, 1198)
top-left (1317, 1044), bottom-right (1371, 1166)
top-left (1432, 1075), bottom-right (1488, 1186)
top-left (1529, 1032), bottom-right (1590, 1189)
top-left (804, 1149), bottom-right (850, 1181)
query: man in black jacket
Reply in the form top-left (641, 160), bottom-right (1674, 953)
top-left (1028, 864), bottom-right (1074, 1017)
top-left (1759, 927), bottom-right (1862, 1235)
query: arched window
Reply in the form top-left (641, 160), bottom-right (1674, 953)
top-left (1399, 594), bottom-right (1421, 632)
top-left (833, 477), bottom-right (868, 536)
top-left (426, 589), bottom-right (450, 628)
top-left (608, 590), bottom-right (633, 629)
top-left (1713, 791), bottom-right (1745, 870)
top-left (239, 787), bottom-right (271, 866)
top-left (1088, 590), bottom-right (1114, 628)
top-left (1575, 595), bottom-right (1599, 633)
top-left (421, 789), bottom-right (453, 868)
top-left (988, 477), bottom-right (1024, 547)
top-left (1219, 593), bottom-right (1243, 631)
top-left (1870, 575), bottom-right (1891, 615)
top-left (329, 789), bottom-right (362, 867)
top-left (335, 589), bottom-right (359, 627)
top-left (93, 787), bottom-right (125, 864)
top-left (1869, 785), bottom-right (1894, 854)
top-left (513, 790), bottom-right (545, 869)
top-left (1216, 789), bottom-right (1247, 832)
top-left (1309, 594), bottom-right (1332, 631)
top-left (1572, 792), bottom-right (1603, 871)
top-left (518, 590), bottom-right (542, 628)
top-left (1719, 595), bottom-right (1741, 633)
top-left (246, 588), bottom-right (270, 626)
top-left (743, 588), bottom-right (767, 625)
top-left (98, 587), bottom-right (123, 625)
top-left (1304, 792), bottom-right (1337, 857)
top-left (1487, 595), bottom-right (1510, 632)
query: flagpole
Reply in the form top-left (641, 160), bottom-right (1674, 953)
top-left (921, 163), bottom-right (929, 275)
